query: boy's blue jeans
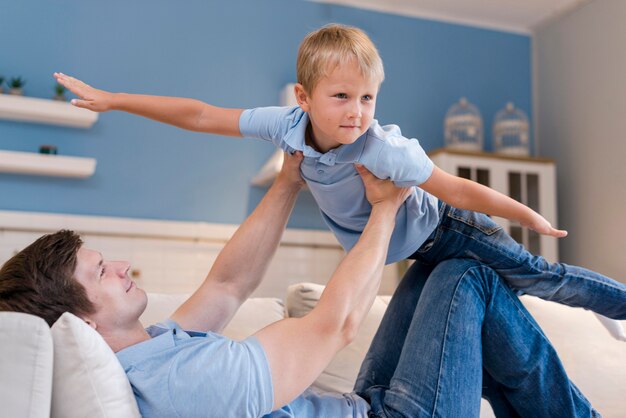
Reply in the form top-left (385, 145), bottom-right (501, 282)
top-left (411, 203), bottom-right (626, 319)
top-left (355, 259), bottom-right (600, 417)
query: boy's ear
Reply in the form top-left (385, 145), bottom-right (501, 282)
top-left (294, 83), bottom-right (311, 112)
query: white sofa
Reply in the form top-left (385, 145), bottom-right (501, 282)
top-left (1, 283), bottom-right (624, 418)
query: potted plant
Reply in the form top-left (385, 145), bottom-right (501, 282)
top-left (8, 77), bottom-right (26, 96)
top-left (53, 82), bottom-right (67, 101)
top-left (0, 75), bottom-right (5, 94)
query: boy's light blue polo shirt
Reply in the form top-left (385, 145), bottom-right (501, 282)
top-left (116, 320), bottom-right (370, 418)
top-left (240, 106), bottom-right (439, 264)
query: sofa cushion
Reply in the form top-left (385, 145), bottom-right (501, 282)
top-left (50, 312), bottom-right (141, 418)
top-left (0, 312), bottom-right (53, 418)
top-left (520, 295), bottom-right (626, 417)
top-left (286, 282), bottom-right (390, 394)
top-left (141, 293), bottom-right (285, 339)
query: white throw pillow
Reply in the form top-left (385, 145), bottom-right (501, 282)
top-left (222, 297), bottom-right (285, 340)
top-left (50, 312), bottom-right (141, 418)
top-left (140, 292), bottom-right (189, 328)
top-left (0, 312), bottom-right (53, 418)
top-left (286, 282), bottom-right (390, 394)
top-left (142, 293), bottom-right (285, 340)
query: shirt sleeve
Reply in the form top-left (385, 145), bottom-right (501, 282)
top-left (239, 106), bottom-right (299, 147)
top-left (371, 134), bottom-right (434, 187)
top-left (167, 335), bottom-right (274, 418)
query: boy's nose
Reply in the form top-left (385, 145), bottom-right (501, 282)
top-left (348, 101), bottom-right (362, 118)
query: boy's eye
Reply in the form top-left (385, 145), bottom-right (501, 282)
top-left (362, 95), bottom-right (373, 101)
top-left (335, 93), bottom-right (348, 99)
top-left (100, 267), bottom-right (106, 278)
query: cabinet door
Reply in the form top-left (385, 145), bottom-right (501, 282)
top-left (430, 151), bottom-right (558, 262)
top-left (507, 170), bottom-right (541, 254)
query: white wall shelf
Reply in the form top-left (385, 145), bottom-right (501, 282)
top-left (0, 150), bottom-right (96, 178)
top-left (0, 94), bottom-right (98, 128)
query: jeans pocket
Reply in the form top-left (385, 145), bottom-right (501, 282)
top-left (447, 207), bottom-right (502, 236)
top-left (416, 225), bottom-right (442, 254)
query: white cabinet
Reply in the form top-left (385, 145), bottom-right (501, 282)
top-left (429, 148), bottom-right (558, 262)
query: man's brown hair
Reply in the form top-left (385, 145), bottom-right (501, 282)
top-left (0, 230), bottom-right (95, 326)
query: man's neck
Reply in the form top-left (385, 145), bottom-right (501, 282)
top-left (100, 321), bottom-right (151, 353)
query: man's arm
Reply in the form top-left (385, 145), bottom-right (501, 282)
top-left (255, 165), bottom-right (411, 410)
top-left (53, 72), bottom-right (243, 135)
top-left (170, 152), bottom-right (305, 332)
top-left (420, 166), bottom-right (567, 238)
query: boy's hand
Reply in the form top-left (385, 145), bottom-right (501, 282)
top-left (521, 212), bottom-right (568, 238)
top-left (53, 72), bottom-right (114, 112)
top-left (355, 164), bottom-right (411, 210)
top-left (276, 151), bottom-right (305, 190)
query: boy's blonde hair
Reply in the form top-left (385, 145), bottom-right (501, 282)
top-left (297, 24), bottom-right (385, 93)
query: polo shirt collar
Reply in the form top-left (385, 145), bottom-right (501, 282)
top-left (282, 108), bottom-right (371, 166)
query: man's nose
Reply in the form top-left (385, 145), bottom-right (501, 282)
top-left (111, 261), bottom-right (131, 277)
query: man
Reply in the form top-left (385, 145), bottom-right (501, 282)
top-left (1, 152), bottom-right (411, 416)
top-left (0, 152), bottom-right (598, 417)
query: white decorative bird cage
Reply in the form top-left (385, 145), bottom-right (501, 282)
top-left (492, 102), bottom-right (530, 156)
top-left (444, 97), bottom-right (483, 151)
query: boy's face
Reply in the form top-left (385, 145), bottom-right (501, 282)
top-left (73, 247), bottom-right (147, 331)
top-left (297, 59), bottom-right (379, 153)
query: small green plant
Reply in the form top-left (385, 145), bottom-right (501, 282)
top-left (9, 77), bottom-right (26, 89)
top-left (54, 83), bottom-right (66, 96)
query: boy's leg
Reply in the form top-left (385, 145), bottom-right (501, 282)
top-left (413, 204), bottom-right (626, 319)
top-left (358, 259), bottom-right (598, 418)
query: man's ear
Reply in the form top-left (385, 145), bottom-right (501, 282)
top-left (81, 317), bottom-right (98, 330)
top-left (294, 83), bottom-right (310, 112)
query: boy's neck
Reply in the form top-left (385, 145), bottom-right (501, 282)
top-left (305, 122), bottom-right (339, 154)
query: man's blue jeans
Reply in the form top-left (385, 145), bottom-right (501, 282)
top-left (411, 203), bottom-right (625, 319)
top-left (355, 259), bottom-right (600, 417)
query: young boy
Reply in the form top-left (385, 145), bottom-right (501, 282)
top-left (54, 24), bottom-right (625, 321)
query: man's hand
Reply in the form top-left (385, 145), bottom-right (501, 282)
top-left (355, 164), bottom-right (411, 210)
top-left (54, 72), bottom-right (114, 112)
top-left (275, 151), bottom-right (305, 191)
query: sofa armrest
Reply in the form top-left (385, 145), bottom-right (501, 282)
top-left (0, 312), bottom-right (53, 418)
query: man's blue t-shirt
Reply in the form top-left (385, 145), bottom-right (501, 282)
top-left (239, 106), bottom-right (439, 264)
top-left (116, 320), bottom-right (370, 418)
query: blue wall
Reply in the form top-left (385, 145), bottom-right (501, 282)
top-left (0, 0), bottom-right (531, 229)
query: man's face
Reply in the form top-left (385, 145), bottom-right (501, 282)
top-left (74, 247), bottom-right (147, 330)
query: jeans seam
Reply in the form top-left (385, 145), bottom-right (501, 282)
top-left (446, 210), bottom-right (502, 235)
top-left (429, 266), bottom-right (475, 418)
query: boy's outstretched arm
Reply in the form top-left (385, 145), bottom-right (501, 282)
top-left (53, 72), bottom-right (243, 136)
top-left (420, 166), bottom-right (568, 238)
